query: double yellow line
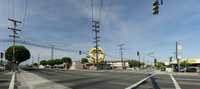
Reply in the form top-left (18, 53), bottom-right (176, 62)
top-left (178, 82), bottom-right (200, 85)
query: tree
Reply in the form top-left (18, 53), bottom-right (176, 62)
top-left (62, 57), bottom-right (72, 63)
top-left (155, 62), bottom-right (165, 68)
top-left (47, 60), bottom-right (55, 66)
top-left (5, 45), bottom-right (30, 65)
top-left (180, 60), bottom-right (190, 68)
top-left (141, 62), bottom-right (145, 67)
top-left (81, 58), bottom-right (88, 63)
top-left (54, 59), bottom-right (63, 64)
top-left (146, 65), bottom-right (152, 68)
top-left (40, 60), bottom-right (47, 66)
top-left (33, 63), bottom-right (38, 67)
top-left (129, 60), bottom-right (141, 68)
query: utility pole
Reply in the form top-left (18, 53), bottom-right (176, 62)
top-left (92, 21), bottom-right (100, 71)
top-left (32, 57), bottom-right (34, 65)
top-left (119, 44), bottom-right (125, 69)
top-left (51, 45), bottom-right (54, 60)
top-left (28, 58), bottom-right (29, 65)
top-left (143, 57), bottom-right (145, 63)
top-left (8, 18), bottom-right (22, 72)
top-left (38, 53), bottom-right (40, 65)
top-left (3, 41), bottom-right (6, 71)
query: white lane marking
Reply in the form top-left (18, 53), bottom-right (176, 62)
top-left (125, 74), bottom-right (156, 89)
top-left (9, 73), bottom-right (15, 89)
top-left (170, 74), bottom-right (181, 89)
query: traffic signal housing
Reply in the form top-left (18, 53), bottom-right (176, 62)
top-left (153, 1), bottom-right (159, 15)
top-left (137, 51), bottom-right (139, 56)
top-left (79, 51), bottom-right (81, 55)
top-left (154, 59), bottom-right (157, 66)
top-left (1, 52), bottom-right (4, 58)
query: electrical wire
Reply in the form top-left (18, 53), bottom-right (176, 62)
top-left (100, 0), bottom-right (113, 37)
top-left (22, 0), bottom-right (28, 30)
top-left (0, 38), bottom-right (123, 60)
top-left (99, 0), bottom-right (103, 22)
top-left (91, 0), bottom-right (94, 22)
top-left (12, 0), bottom-right (14, 18)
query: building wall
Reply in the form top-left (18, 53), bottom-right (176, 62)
top-left (107, 61), bottom-right (129, 68)
top-left (170, 59), bottom-right (200, 64)
top-left (69, 62), bottom-right (83, 70)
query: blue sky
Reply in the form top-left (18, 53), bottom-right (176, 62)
top-left (1, 0), bottom-right (200, 65)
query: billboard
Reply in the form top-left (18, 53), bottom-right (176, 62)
top-left (176, 42), bottom-right (182, 59)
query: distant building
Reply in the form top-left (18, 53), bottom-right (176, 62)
top-left (165, 58), bottom-right (200, 72)
top-left (165, 58), bottom-right (200, 66)
top-left (83, 60), bottom-right (132, 70)
top-left (69, 62), bottom-right (83, 70)
top-left (106, 60), bottom-right (131, 69)
top-left (83, 62), bottom-right (112, 70)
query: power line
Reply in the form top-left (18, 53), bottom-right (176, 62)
top-left (22, 0), bottom-right (28, 30)
top-left (99, 0), bottom-right (103, 22)
top-left (100, 0), bottom-right (113, 37)
top-left (12, 0), bottom-right (14, 18)
top-left (0, 38), bottom-right (123, 60)
top-left (91, 0), bottom-right (94, 22)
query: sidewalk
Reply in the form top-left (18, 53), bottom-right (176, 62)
top-left (0, 71), bottom-right (15, 89)
top-left (174, 72), bottom-right (200, 76)
top-left (16, 69), bottom-right (71, 89)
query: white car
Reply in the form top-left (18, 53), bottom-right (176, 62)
top-left (0, 66), bottom-right (3, 71)
top-left (27, 66), bottom-right (34, 70)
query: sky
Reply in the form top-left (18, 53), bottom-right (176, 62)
top-left (1, 0), bottom-right (200, 65)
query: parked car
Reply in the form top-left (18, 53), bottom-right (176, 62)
top-left (27, 66), bottom-right (34, 70)
top-left (0, 66), bottom-right (3, 71)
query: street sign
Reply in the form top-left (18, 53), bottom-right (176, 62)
top-left (148, 52), bottom-right (154, 55)
top-left (176, 42), bottom-right (182, 59)
top-left (86, 56), bottom-right (90, 58)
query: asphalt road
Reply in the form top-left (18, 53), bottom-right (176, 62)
top-left (20, 69), bottom-right (179, 89)
top-left (173, 75), bottom-right (200, 89)
top-left (0, 71), bottom-right (17, 89)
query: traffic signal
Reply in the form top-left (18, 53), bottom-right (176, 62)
top-left (154, 59), bottom-right (157, 66)
top-left (1, 52), bottom-right (4, 58)
top-left (137, 51), bottom-right (139, 56)
top-left (169, 56), bottom-right (172, 62)
top-left (79, 51), bottom-right (81, 55)
top-left (153, 1), bottom-right (159, 15)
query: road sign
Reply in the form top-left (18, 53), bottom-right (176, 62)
top-left (86, 56), bottom-right (90, 58)
top-left (148, 52), bottom-right (154, 55)
top-left (176, 42), bottom-right (182, 59)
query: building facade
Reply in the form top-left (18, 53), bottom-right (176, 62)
top-left (106, 60), bottom-right (131, 69)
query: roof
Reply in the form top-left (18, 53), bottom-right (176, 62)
top-left (106, 60), bottom-right (131, 63)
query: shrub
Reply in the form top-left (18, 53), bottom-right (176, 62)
top-left (187, 68), bottom-right (197, 72)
